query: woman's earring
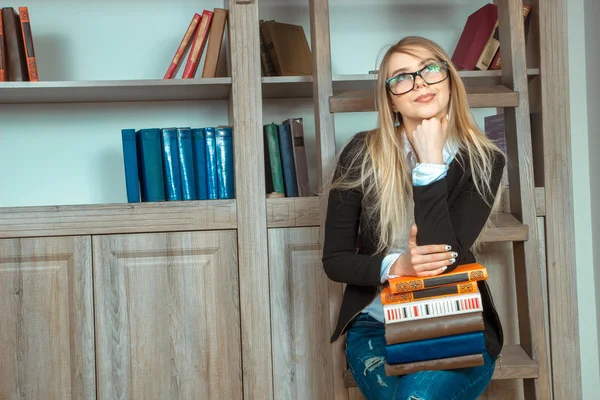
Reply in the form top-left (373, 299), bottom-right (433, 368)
top-left (393, 112), bottom-right (400, 128)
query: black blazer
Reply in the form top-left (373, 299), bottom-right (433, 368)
top-left (321, 131), bottom-right (505, 358)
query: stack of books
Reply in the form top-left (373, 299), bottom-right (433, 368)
top-left (381, 263), bottom-right (489, 376)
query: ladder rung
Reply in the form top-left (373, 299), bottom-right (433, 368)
top-left (482, 212), bottom-right (529, 242)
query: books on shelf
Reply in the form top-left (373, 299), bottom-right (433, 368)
top-left (164, 8), bottom-right (228, 80)
top-left (121, 126), bottom-right (235, 203)
top-left (259, 20), bottom-right (312, 77)
top-left (0, 6), bottom-right (38, 82)
top-left (382, 263), bottom-right (489, 376)
top-left (263, 118), bottom-right (311, 198)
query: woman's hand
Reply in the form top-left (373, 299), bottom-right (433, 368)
top-left (410, 115), bottom-right (448, 164)
top-left (389, 224), bottom-right (457, 277)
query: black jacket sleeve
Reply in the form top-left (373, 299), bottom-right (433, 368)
top-left (321, 133), bottom-right (386, 287)
top-left (412, 151), bottom-right (506, 273)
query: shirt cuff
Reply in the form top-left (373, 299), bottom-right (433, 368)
top-left (412, 163), bottom-right (449, 186)
top-left (381, 252), bottom-right (402, 283)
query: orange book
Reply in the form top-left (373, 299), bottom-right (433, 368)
top-left (182, 9), bottom-right (213, 79)
top-left (201, 8), bottom-right (228, 78)
top-left (18, 7), bottom-right (38, 81)
top-left (381, 281), bottom-right (480, 305)
top-left (0, 13), bottom-right (5, 81)
top-left (164, 13), bottom-right (202, 79)
top-left (388, 263), bottom-right (488, 294)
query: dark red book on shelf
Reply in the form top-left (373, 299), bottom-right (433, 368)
top-left (164, 13), bottom-right (201, 79)
top-left (18, 7), bottom-right (38, 81)
top-left (451, 3), bottom-right (498, 71)
top-left (182, 9), bottom-right (213, 79)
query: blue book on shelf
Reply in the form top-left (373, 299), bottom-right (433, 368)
top-left (121, 129), bottom-right (140, 203)
top-left (136, 128), bottom-right (166, 202)
top-left (176, 127), bottom-right (197, 200)
top-left (277, 123), bottom-right (299, 197)
top-left (191, 128), bottom-right (209, 200)
top-left (215, 126), bottom-right (235, 199)
top-left (204, 127), bottom-right (219, 200)
top-left (385, 331), bottom-right (485, 365)
top-left (160, 128), bottom-right (183, 201)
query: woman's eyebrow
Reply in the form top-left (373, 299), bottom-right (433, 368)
top-left (390, 58), bottom-right (437, 76)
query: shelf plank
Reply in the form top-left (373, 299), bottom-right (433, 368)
top-left (329, 85), bottom-right (519, 113)
top-left (262, 76), bottom-right (313, 98)
top-left (0, 78), bottom-right (232, 104)
top-left (482, 212), bottom-right (529, 242)
top-left (0, 200), bottom-right (237, 238)
top-left (342, 344), bottom-right (538, 387)
top-left (266, 196), bottom-right (321, 228)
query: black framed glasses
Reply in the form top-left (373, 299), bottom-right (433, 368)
top-left (385, 61), bottom-right (450, 95)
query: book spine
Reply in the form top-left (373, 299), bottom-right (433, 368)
top-left (215, 126), bottom-right (235, 199)
top-left (383, 293), bottom-right (482, 324)
top-left (284, 118), bottom-right (311, 196)
top-left (176, 128), bottom-right (197, 200)
top-left (489, 4), bottom-right (532, 70)
top-left (384, 354), bottom-right (484, 376)
top-left (121, 129), bottom-right (141, 203)
top-left (136, 129), bottom-right (166, 202)
top-left (164, 13), bottom-right (201, 79)
top-left (389, 264), bottom-right (488, 294)
top-left (160, 128), bottom-right (183, 201)
top-left (182, 10), bottom-right (213, 79)
top-left (18, 7), bottom-right (38, 81)
top-left (277, 123), bottom-right (299, 197)
top-left (204, 127), bottom-right (219, 199)
top-left (192, 128), bottom-right (209, 200)
top-left (264, 123), bottom-right (285, 194)
top-left (0, 14), bottom-right (5, 81)
top-left (384, 312), bottom-right (485, 345)
top-left (2, 7), bottom-right (28, 81)
top-left (383, 281), bottom-right (479, 305)
top-left (201, 8), bottom-right (228, 78)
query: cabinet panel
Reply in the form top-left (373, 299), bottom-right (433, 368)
top-left (268, 227), bottom-right (333, 400)
top-left (0, 236), bottom-right (96, 400)
top-left (92, 231), bottom-right (242, 400)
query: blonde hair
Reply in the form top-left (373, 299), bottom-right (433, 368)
top-left (330, 36), bottom-right (505, 254)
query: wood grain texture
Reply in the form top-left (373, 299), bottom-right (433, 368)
top-left (0, 200), bottom-right (237, 239)
top-left (497, 0), bottom-right (551, 398)
top-left (309, 0), bottom-right (344, 399)
top-left (0, 236), bottom-right (96, 399)
top-left (0, 78), bottom-right (232, 104)
top-left (266, 196), bottom-right (321, 227)
top-left (229, 1), bottom-right (274, 399)
top-left (268, 227), bottom-right (332, 400)
top-left (329, 86), bottom-right (519, 113)
top-left (538, 0), bottom-right (582, 398)
top-left (92, 231), bottom-right (241, 400)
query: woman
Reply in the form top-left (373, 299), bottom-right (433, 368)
top-left (321, 36), bottom-right (506, 399)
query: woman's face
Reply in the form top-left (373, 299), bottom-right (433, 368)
top-left (386, 47), bottom-right (451, 124)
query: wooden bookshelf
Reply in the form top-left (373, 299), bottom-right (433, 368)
top-left (0, 78), bottom-right (232, 104)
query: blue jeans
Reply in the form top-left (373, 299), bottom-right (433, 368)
top-left (345, 313), bottom-right (496, 400)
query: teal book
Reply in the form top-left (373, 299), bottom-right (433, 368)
top-left (177, 127), bottom-right (197, 200)
top-left (204, 127), bottom-right (218, 200)
top-left (215, 126), bottom-right (235, 199)
top-left (385, 331), bottom-right (485, 364)
top-left (264, 123), bottom-right (285, 194)
top-left (277, 122), bottom-right (299, 197)
top-left (121, 129), bottom-right (141, 203)
top-left (160, 128), bottom-right (183, 201)
top-left (191, 128), bottom-right (209, 200)
top-left (136, 128), bottom-right (166, 202)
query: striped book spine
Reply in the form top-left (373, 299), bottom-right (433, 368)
top-left (383, 292), bottom-right (482, 324)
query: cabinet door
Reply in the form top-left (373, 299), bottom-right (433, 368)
top-left (93, 231), bottom-right (242, 400)
top-left (268, 227), bottom-right (333, 400)
top-left (0, 236), bottom-right (96, 400)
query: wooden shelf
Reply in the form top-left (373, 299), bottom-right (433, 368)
top-left (0, 78), bottom-right (232, 104)
top-left (262, 76), bottom-right (313, 98)
top-left (483, 212), bottom-right (529, 242)
top-left (266, 196), bottom-right (321, 228)
top-left (343, 344), bottom-right (539, 387)
top-left (0, 200), bottom-right (237, 238)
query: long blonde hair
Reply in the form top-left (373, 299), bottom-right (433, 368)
top-left (330, 36), bottom-right (505, 254)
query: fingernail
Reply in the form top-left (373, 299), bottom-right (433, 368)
top-left (445, 245), bottom-right (451, 250)
top-left (452, 252), bottom-right (458, 258)
top-left (449, 258), bottom-right (455, 263)
top-left (441, 266), bottom-right (448, 271)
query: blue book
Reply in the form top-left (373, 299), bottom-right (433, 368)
top-left (160, 128), bottom-right (183, 201)
top-left (176, 127), bottom-right (197, 200)
top-left (121, 129), bottom-right (140, 203)
top-left (215, 126), bottom-right (235, 199)
top-left (204, 127), bottom-right (218, 200)
top-left (277, 123), bottom-right (299, 197)
top-left (191, 128), bottom-right (209, 200)
top-left (385, 331), bottom-right (485, 364)
top-left (136, 128), bottom-right (166, 202)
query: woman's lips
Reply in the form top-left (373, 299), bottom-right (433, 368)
top-left (415, 93), bottom-right (436, 103)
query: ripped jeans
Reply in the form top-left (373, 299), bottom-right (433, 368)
top-left (345, 313), bottom-right (496, 400)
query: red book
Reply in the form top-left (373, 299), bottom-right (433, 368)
top-left (182, 9), bottom-right (213, 79)
top-left (164, 13), bottom-right (201, 79)
top-left (451, 4), bottom-right (498, 71)
top-left (18, 7), bottom-right (38, 81)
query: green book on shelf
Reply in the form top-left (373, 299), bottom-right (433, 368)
top-left (263, 123), bottom-right (285, 195)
